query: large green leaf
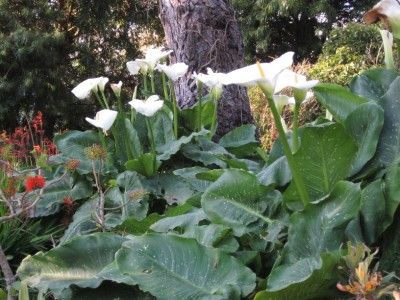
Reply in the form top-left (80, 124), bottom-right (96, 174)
top-left (151, 109), bottom-right (174, 148)
top-left (313, 83), bottom-right (369, 123)
top-left (350, 68), bottom-right (399, 101)
top-left (259, 181), bottom-right (360, 299)
top-left (365, 77), bottom-right (400, 170)
top-left (17, 233), bottom-right (131, 294)
top-left (179, 224), bottom-right (239, 253)
top-left (359, 179), bottom-right (386, 244)
top-left (201, 169), bottom-right (281, 236)
top-left (157, 129), bottom-right (208, 161)
top-left (150, 208), bottom-right (207, 232)
top-left (257, 156), bottom-right (291, 187)
top-left (218, 124), bottom-right (258, 156)
top-left (60, 200), bottom-right (97, 243)
top-left (173, 167), bottom-right (213, 192)
top-left (124, 118), bottom-right (143, 158)
top-left (284, 123), bottom-right (357, 210)
top-left (255, 252), bottom-right (341, 300)
top-left (283, 181), bottom-right (361, 262)
top-left (344, 102), bottom-right (384, 176)
top-left (125, 153), bottom-right (160, 177)
top-left (180, 97), bottom-right (216, 131)
top-left (116, 203), bottom-right (194, 235)
top-left (383, 160), bottom-right (400, 230)
top-left (54, 130), bottom-right (116, 175)
top-left (116, 233), bottom-right (256, 300)
top-left (34, 176), bottom-right (92, 217)
top-left (113, 171), bottom-right (149, 219)
top-left (182, 137), bottom-right (228, 167)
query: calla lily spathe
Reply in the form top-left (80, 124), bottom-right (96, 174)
top-left (126, 47), bottom-right (173, 75)
top-left (380, 29), bottom-right (395, 69)
top-left (274, 69), bottom-right (318, 102)
top-left (85, 109), bottom-right (118, 134)
top-left (364, 0), bottom-right (400, 39)
top-left (129, 95), bottom-right (164, 117)
top-left (72, 77), bottom-right (109, 99)
top-left (156, 63), bottom-right (189, 81)
top-left (221, 52), bottom-right (294, 96)
top-left (111, 81), bottom-right (123, 98)
top-left (193, 68), bottom-right (225, 90)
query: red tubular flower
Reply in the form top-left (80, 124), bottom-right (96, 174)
top-left (33, 145), bottom-right (42, 154)
top-left (24, 175), bottom-right (46, 192)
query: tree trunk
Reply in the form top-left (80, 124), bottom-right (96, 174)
top-left (159, 0), bottom-right (253, 138)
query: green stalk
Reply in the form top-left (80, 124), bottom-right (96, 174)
top-left (145, 118), bottom-right (157, 172)
top-left (130, 86), bottom-right (138, 124)
top-left (210, 90), bottom-right (219, 137)
top-left (161, 72), bottom-right (170, 101)
top-left (143, 74), bottom-right (148, 94)
top-left (292, 101), bottom-right (301, 152)
top-left (150, 71), bottom-right (155, 93)
top-left (260, 86), bottom-right (310, 208)
top-left (98, 130), bottom-right (107, 152)
top-left (169, 79), bottom-right (179, 138)
top-left (197, 81), bottom-right (203, 132)
top-left (94, 91), bottom-right (106, 108)
top-left (99, 90), bottom-right (110, 109)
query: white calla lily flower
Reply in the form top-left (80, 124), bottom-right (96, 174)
top-left (193, 68), bottom-right (225, 90)
top-left (126, 47), bottom-right (173, 76)
top-left (85, 109), bottom-right (118, 134)
top-left (129, 95), bottom-right (164, 117)
top-left (380, 29), bottom-right (395, 69)
top-left (156, 63), bottom-right (189, 81)
top-left (221, 52), bottom-right (294, 96)
top-left (273, 95), bottom-right (291, 115)
top-left (275, 70), bottom-right (319, 93)
top-left (364, 0), bottom-right (400, 39)
top-left (126, 60), bottom-right (149, 76)
top-left (72, 77), bottom-right (109, 99)
top-left (274, 69), bottom-right (318, 102)
top-left (145, 47), bottom-right (173, 70)
top-left (110, 81), bottom-right (123, 98)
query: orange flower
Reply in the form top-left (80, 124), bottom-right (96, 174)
top-left (24, 175), bottom-right (45, 192)
top-left (33, 145), bottom-right (42, 154)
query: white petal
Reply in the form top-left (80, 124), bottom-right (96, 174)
top-left (127, 61), bottom-right (140, 75)
top-left (86, 109), bottom-right (117, 131)
top-left (128, 96), bottom-right (164, 117)
top-left (275, 69), bottom-right (318, 93)
top-left (222, 52), bottom-right (294, 90)
top-left (72, 78), bottom-right (98, 99)
top-left (96, 77), bottom-right (109, 92)
top-left (156, 63), bottom-right (189, 81)
top-left (144, 47), bottom-right (173, 70)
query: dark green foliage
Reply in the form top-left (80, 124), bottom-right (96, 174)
top-left (232, 0), bottom-right (376, 62)
top-left (0, 0), bottom-right (160, 132)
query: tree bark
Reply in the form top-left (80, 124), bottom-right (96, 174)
top-left (159, 0), bottom-right (253, 138)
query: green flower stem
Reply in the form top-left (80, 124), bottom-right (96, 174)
top-left (145, 118), bottom-right (157, 171)
top-left (99, 90), bottom-right (110, 109)
top-left (98, 130), bottom-right (108, 155)
top-left (210, 91), bottom-right (219, 138)
top-left (161, 72), bottom-right (170, 102)
top-left (94, 91), bottom-right (106, 108)
top-left (169, 79), bottom-right (179, 138)
top-left (150, 71), bottom-right (155, 93)
top-left (143, 74), bottom-right (149, 94)
top-left (130, 86), bottom-right (138, 124)
top-left (292, 101), bottom-right (301, 152)
top-left (197, 81), bottom-right (203, 132)
top-left (261, 87), bottom-right (310, 208)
